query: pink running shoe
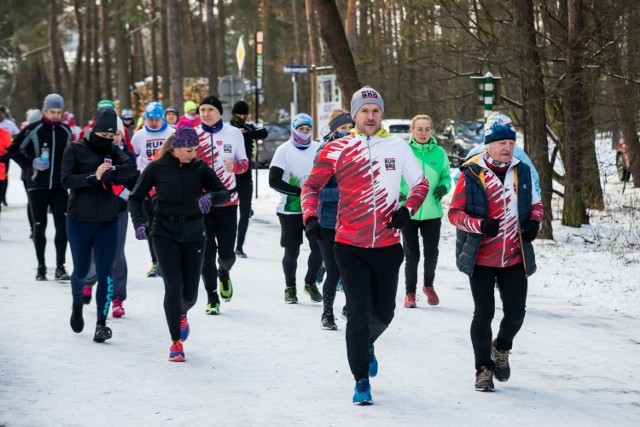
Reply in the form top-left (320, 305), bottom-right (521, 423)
top-left (112, 297), bottom-right (125, 318)
top-left (404, 293), bottom-right (417, 308)
top-left (423, 286), bottom-right (440, 306)
top-left (169, 341), bottom-right (185, 362)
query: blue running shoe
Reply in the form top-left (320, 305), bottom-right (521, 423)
top-left (368, 346), bottom-right (378, 377)
top-left (180, 315), bottom-right (190, 342)
top-left (353, 378), bottom-right (373, 405)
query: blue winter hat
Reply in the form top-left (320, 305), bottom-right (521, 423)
top-left (145, 101), bottom-right (164, 119)
top-left (484, 112), bottom-right (516, 144)
top-left (291, 113), bottom-right (313, 130)
top-left (43, 93), bottom-right (64, 111)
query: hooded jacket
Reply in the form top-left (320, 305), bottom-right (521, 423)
top-left (61, 137), bottom-right (137, 222)
top-left (400, 136), bottom-right (451, 220)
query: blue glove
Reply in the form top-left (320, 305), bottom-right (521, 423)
top-left (135, 225), bottom-right (148, 240)
top-left (198, 194), bottom-right (213, 214)
top-left (32, 158), bottom-right (50, 171)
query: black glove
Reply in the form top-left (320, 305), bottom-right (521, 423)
top-left (101, 169), bottom-right (115, 184)
top-left (304, 217), bottom-right (322, 241)
top-left (480, 218), bottom-right (500, 237)
top-left (387, 206), bottom-right (411, 229)
top-left (521, 220), bottom-right (540, 242)
top-left (433, 186), bottom-right (448, 200)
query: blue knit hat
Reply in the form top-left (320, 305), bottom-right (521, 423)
top-left (291, 113), bottom-right (313, 130)
top-left (484, 112), bottom-right (516, 144)
top-left (145, 102), bottom-right (164, 119)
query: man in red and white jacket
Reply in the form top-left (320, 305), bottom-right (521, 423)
top-left (301, 86), bottom-right (428, 405)
top-left (196, 95), bottom-right (248, 315)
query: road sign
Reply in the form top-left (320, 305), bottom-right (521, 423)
top-left (283, 64), bottom-right (308, 74)
top-left (236, 36), bottom-right (245, 73)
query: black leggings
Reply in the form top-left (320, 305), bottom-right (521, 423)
top-left (202, 205), bottom-right (237, 296)
top-left (29, 188), bottom-right (68, 267)
top-left (154, 236), bottom-right (205, 342)
top-left (235, 176), bottom-right (253, 249)
top-left (335, 242), bottom-right (404, 380)
top-left (143, 197), bottom-right (157, 263)
top-left (402, 218), bottom-right (441, 293)
top-left (277, 213), bottom-right (323, 287)
top-left (469, 263), bottom-right (528, 370)
top-left (317, 227), bottom-right (340, 315)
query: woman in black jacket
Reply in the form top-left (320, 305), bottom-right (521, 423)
top-left (128, 126), bottom-right (229, 362)
top-left (61, 107), bottom-right (137, 343)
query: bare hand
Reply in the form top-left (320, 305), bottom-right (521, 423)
top-left (96, 162), bottom-right (111, 180)
top-left (223, 159), bottom-right (234, 173)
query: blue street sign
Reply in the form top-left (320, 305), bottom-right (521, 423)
top-left (283, 64), bottom-right (308, 74)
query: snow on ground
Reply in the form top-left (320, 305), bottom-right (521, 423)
top-left (0, 139), bottom-right (639, 426)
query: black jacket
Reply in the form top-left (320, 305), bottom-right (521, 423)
top-left (128, 154), bottom-right (230, 242)
top-left (112, 143), bottom-right (140, 213)
top-left (8, 120), bottom-right (73, 190)
top-left (61, 138), bottom-right (137, 222)
top-left (231, 119), bottom-right (268, 179)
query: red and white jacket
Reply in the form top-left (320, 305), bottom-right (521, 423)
top-left (302, 130), bottom-right (428, 248)
top-left (448, 155), bottom-right (543, 269)
top-left (196, 123), bottom-right (248, 206)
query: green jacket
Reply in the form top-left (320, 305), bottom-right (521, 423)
top-left (400, 136), bottom-right (452, 220)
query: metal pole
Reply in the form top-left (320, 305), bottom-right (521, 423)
top-left (291, 74), bottom-right (298, 119)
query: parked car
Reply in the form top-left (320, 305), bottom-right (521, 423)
top-left (615, 138), bottom-right (632, 182)
top-left (381, 119), bottom-right (411, 141)
top-left (257, 122), bottom-right (290, 167)
top-left (434, 119), bottom-right (484, 167)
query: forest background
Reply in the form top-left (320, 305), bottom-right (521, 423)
top-left (1, 0), bottom-right (639, 236)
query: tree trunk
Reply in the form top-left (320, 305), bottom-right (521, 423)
top-left (315, 0), bottom-right (361, 110)
top-left (92, 0), bottom-right (101, 103)
top-left (100, 0), bottom-right (113, 100)
top-left (83, 0), bottom-right (94, 119)
top-left (598, 0), bottom-right (640, 187)
top-left (114, 0), bottom-right (131, 109)
top-left (205, 0), bottom-right (218, 96)
top-left (167, 0), bottom-right (184, 109)
top-left (150, 0), bottom-right (159, 101)
top-left (515, 0), bottom-right (553, 238)
top-left (72, 0), bottom-right (85, 122)
top-left (49, 0), bottom-right (62, 93)
top-left (217, 0), bottom-right (227, 77)
top-left (160, 0), bottom-right (171, 106)
top-left (345, 0), bottom-right (357, 52)
top-left (563, 0), bottom-right (587, 227)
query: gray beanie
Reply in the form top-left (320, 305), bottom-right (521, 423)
top-left (350, 86), bottom-right (384, 118)
top-left (43, 93), bottom-right (64, 111)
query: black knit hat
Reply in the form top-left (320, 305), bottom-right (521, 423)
top-left (93, 107), bottom-right (118, 134)
top-left (232, 101), bottom-right (249, 115)
top-left (199, 96), bottom-right (223, 115)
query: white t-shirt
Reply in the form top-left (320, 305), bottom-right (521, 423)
top-left (270, 140), bottom-right (320, 214)
top-left (130, 126), bottom-right (174, 171)
top-left (196, 123), bottom-right (247, 206)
